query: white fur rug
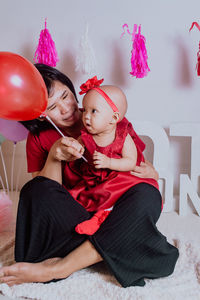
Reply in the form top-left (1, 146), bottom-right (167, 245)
top-left (0, 234), bottom-right (200, 300)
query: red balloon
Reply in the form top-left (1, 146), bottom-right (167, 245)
top-left (0, 52), bottom-right (48, 121)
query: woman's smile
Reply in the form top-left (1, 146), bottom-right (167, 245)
top-left (63, 110), bottom-right (76, 121)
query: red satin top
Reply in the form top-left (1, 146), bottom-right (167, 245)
top-left (64, 118), bottom-right (158, 212)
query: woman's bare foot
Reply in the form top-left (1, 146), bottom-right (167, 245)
top-left (0, 240), bottom-right (102, 286)
top-left (0, 257), bottom-right (61, 286)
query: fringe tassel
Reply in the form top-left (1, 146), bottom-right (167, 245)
top-left (34, 19), bottom-right (59, 67)
top-left (75, 23), bottom-right (97, 75)
top-left (121, 24), bottom-right (150, 78)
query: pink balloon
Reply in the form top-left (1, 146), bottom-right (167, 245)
top-left (0, 118), bottom-right (28, 142)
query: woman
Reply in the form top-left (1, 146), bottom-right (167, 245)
top-left (0, 64), bottom-right (179, 287)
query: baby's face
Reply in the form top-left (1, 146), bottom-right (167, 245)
top-left (82, 90), bottom-right (114, 135)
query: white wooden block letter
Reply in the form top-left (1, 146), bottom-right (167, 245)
top-left (180, 174), bottom-right (200, 216)
top-left (133, 121), bottom-right (173, 212)
top-left (170, 123), bottom-right (200, 216)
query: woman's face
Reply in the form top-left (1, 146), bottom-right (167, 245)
top-left (45, 81), bottom-right (80, 129)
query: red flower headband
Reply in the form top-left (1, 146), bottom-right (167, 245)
top-left (79, 76), bottom-right (119, 117)
top-left (79, 76), bottom-right (104, 95)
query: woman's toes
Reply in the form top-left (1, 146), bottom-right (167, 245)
top-left (0, 276), bottom-right (16, 284)
top-left (0, 258), bottom-right (62, 285)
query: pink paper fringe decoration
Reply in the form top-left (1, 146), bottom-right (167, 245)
top-left (0, 191), bottom-right (13, 232)
top-left (121, 24), bottom-right (150, 78)
top-left (34, 19), bottom-right (59, 67)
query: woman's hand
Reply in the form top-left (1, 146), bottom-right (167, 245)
top-left (50, 137), bottom-right (85, 162)
top-left (130, 161), bottom-right (159, 180)
top-left (36, 137), bottom-right (85, 184)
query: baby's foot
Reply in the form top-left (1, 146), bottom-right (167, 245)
top-left (75, 210), bottom-right (111, 235)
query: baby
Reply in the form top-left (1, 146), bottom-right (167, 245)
top-left (81, 80), bottom-right (137, 172)
top-left (64, 76), bottom-right (159, 235)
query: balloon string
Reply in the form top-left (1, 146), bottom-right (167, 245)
top-left (11, 142), bottom-right (16, 194)
top-left (15, 153), bottom-right (24, 203)
top-left (0, 175), bottom-right (6, 192)
top-left (0, 145), bottom-right (9, 196)
top-left (15, 155), bottom-right (23, 193)
top-left (45, 115), bottom-right (88, 163)
top-left (45, 115), bottom-right (66, 137)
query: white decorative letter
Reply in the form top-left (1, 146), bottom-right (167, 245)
top-left (179, 174), bottom-right (200, 216)
top-left (170, 123), bottom-right (200, 216)
top-left (133, 121), bottom-right (173, 212)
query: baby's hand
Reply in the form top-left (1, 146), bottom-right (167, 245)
top-left (93, 151), bottom-right (111, 169)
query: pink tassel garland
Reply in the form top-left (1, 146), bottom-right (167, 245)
top-left (121, 24), bottom-right (150, 78)
top-left (34, 19), bottom-right (59, 67)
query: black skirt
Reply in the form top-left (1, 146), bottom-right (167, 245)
top-left (15, 176), bottom-right (179, 287)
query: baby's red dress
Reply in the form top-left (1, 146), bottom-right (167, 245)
top-left (63, 118), bottom-right (159, 234)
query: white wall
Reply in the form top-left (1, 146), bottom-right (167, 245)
top-left (0, 0), bottom-right (200, 196)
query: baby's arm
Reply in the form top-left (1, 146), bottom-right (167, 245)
top-left (93, 134), bottom-right (137, 171)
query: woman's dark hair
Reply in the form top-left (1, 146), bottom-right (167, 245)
top-left (20, 64), bottom-right (78, 135)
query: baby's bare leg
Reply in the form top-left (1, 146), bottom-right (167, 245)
top-left (0, 240), bottom-right (102, 286)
